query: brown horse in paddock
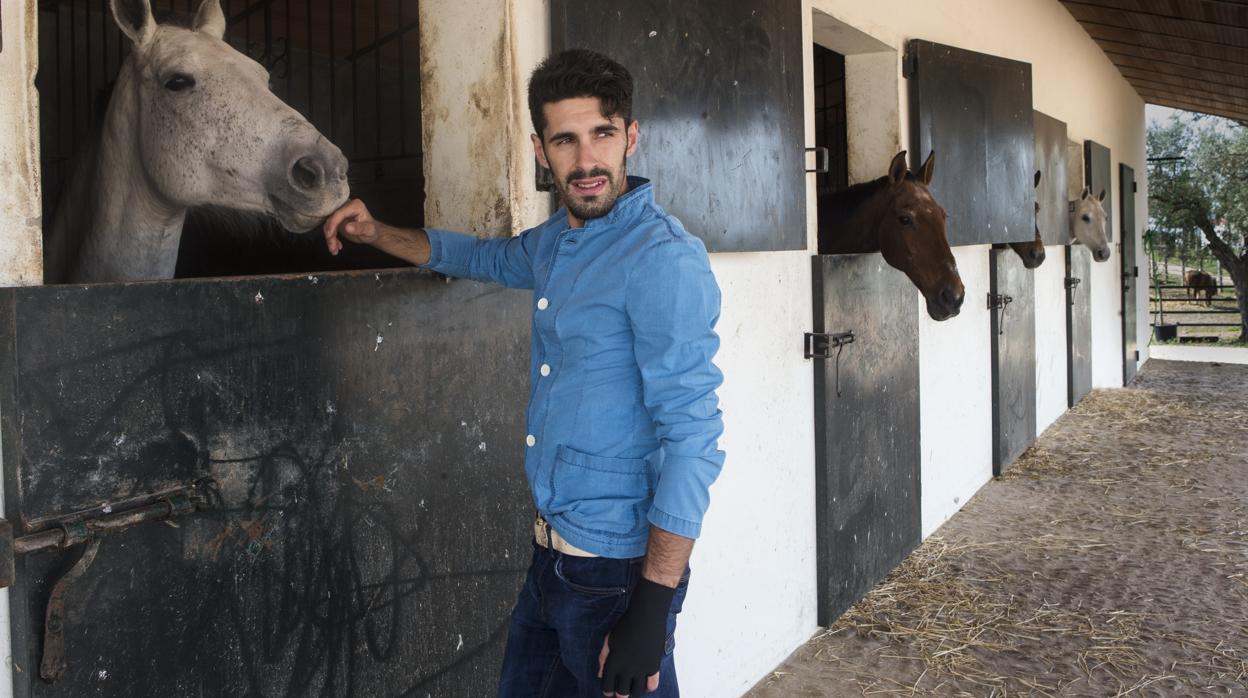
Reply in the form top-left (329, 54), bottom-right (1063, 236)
top-left (1008, 170), bottom-right (1046, 269)
top-left (818, 151), bottom-right (965, 321)
top-left (1184, 270), bottom-right (1218, 307)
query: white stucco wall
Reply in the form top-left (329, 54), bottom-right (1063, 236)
top-left (918, 246), bottom-right (995, 535)
top-left (684, 252), bottom-right (819, 695)
top-left (1035, 244), bottom-right (1070, 432)
top-left (0, 0), bottom-right (42, 286)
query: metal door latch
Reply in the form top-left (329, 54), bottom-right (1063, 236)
top-left (987, 293), bottom-right (1013, 309)
top-left (0, 480), bottom-right (213, 682)
top-left (1064, 277), bottom-right (1082, 291)
top-left (804, 331), bottom-right (855, 359)
top-left (805, 331), bottom-right (856, 398)
top-left (988, 294), bottom-right (1013, 334)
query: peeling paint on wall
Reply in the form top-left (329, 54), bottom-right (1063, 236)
top-left (420, 0), bottom-right (516, 236)
top-left (0, 0), bottom-right (43, 285)
top-left (419, 0), bottom-right (551, 237)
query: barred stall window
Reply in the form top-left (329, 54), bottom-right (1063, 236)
top-left (812, 44), bottom-right (848, 199)
top-left (37, 0), bottom-right (424, 278)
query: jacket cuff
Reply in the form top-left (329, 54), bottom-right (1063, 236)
top-left (647, 507), bottom-right (702, 540)
top-left (421, 228), bottom-right (448, 270)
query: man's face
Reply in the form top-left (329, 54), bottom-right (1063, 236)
top-left (532, 97), bottom-right (639, 226)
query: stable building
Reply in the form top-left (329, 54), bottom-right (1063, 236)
top-left (0, 0), bottom-right (1237, 695)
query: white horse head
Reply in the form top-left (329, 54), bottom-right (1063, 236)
top-left (50, 0), bottom-right (349, 282)
top-left (1070, 187), bottom-right (1111, 263)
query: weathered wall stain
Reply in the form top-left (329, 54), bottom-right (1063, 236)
top-left (419, 0), bottom-right (553, 238)
top-left (0, 0), bottom-right (44, 285)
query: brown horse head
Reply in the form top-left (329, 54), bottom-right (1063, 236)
top-left (876, 151), bottom-right (965, 321)
top-left (1008, 170), bottom-right (1046, 269)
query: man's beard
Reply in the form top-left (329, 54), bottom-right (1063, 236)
top-left (556, 162), bottom-right (628, 222)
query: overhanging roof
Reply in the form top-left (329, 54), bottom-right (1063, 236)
top-left (1060, 0), bottom-right (1248, 122)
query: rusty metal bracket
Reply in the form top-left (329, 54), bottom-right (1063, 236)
top-left (0, 482), bottom-right (212, 682)
top-left (41, 537), bottom-right (101, 682)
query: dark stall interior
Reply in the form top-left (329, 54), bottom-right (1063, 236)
top-left (36, 0), bottom-right (425, 278)
top-left (813, 43), bottom-right (849, 256)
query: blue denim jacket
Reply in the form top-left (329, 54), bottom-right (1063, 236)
top-left (423, 177), bottom-right (725, 558)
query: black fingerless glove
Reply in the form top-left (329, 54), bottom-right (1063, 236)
top-left (601, 579), bottom-right (676, 696)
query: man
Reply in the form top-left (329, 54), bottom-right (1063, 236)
top-left (323, 49), bottom-right (724, 698)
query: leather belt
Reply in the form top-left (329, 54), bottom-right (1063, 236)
top-left (534, 514), bottom-right (598, 557)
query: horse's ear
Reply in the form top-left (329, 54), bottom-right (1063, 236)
top-left (888, 151), bottom-right (908, 186)
top-left (919, 151), bottom-right (936, 185)
top-left (193, 0), bottom-right (227, 40)
top-left (1080, 186), bottom-right (1091, 200)
top-left (1097, 188), bottom-right (1106, 203)
top-left (1034, 170), bottom-right (1042, 188)
top-left (109, 0), bottom-right (156, 48)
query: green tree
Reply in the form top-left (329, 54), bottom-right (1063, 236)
top-left (1148, 113), bottom-right (1248, 342)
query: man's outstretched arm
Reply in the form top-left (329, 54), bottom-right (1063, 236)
top-left (323, 198), bottom-right (431, 265)
top-left (323, 198), bottom-right (537, 289)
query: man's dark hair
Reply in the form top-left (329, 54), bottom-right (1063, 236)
top-left (528, 49), bottom-right (634, 138)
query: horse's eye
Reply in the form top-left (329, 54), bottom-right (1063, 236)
top-left (899, 214), bottom-right (913, 226)
top-left (164, 74), bottom-right (197, 92)
top-left (1082, 214), bottom-right (1091, 222)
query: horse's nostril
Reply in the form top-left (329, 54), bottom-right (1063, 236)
top-left (291, 156), bottom-right (325, 191)
top-left (941, 287), bottom-right (965, 308)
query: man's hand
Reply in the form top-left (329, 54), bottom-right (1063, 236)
top-left (597, 579), bottom-right (674, 697)
top-left (323, 198), bottom-right (380, 255)
top-left (597, 527), bottom-right (692, 696)
top-left (321, 199), bottom-right (432, 265)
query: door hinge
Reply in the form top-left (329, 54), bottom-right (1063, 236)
top-left (805, 146), bottom-right (830, 174)
top-left (1135, 350), bottom-right (1140, 361)
top-left (902, 48), bottom-right (918, 79)
top-left (1133, 181), bottom-right (1138, 194)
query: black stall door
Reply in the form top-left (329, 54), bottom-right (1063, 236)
top-left (1066, 247), bottom-right (1094, 407)
top-left (1121, 164), bottom-right (1139, 385)
top-left (811, 255), bottom-right (921, 624)
top-left (551, 0), bottom-right (806, 253)
top-left (990, 248), bottom-right (1037, 475)
top-left (0, 272), bottom-right (532, 697)
top-left (907, 40), bottom-right (1034, 247)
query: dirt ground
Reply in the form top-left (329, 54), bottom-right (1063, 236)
top-left (747, 359), bottom-right (1248, 697)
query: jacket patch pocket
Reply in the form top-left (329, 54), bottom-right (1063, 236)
top-left (549, 444), bottom-right (656, 540)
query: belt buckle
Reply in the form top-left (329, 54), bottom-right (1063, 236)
top-left (534, 514), bottom-right (553, 550)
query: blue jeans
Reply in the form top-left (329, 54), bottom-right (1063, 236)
top-left (497, 543), bottom-right (689, 697)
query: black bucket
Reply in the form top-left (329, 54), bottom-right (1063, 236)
top-left (1153, 323), bottom-right (1178, 342)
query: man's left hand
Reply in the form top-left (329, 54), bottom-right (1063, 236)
top-left (597, 578), bottom-right (676, 696)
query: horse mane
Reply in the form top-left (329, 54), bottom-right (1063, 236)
top-left (818, 172), bottom-right (923, 254)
